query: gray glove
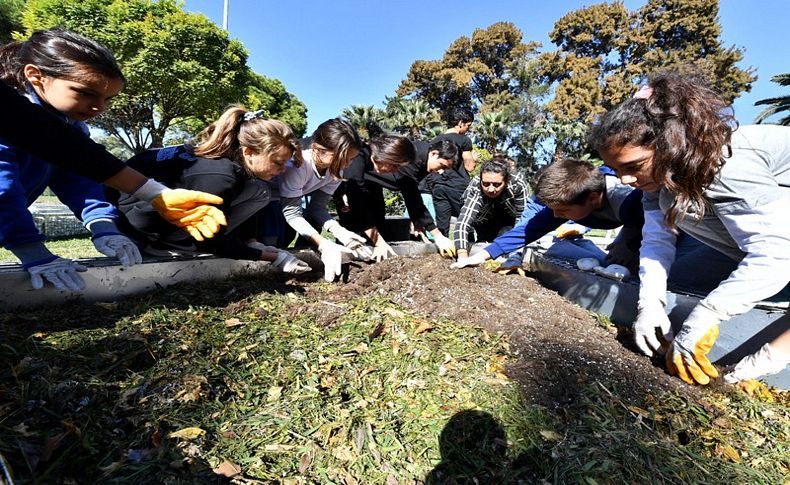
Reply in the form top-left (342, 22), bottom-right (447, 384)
top-left (93, 234), bottom-right (142, 266)
top-left (272, 251), bottom-right (311, 274)
top-left (25, 256), bottom-right (87, 291)
top-left (247, 241), bottom-right (311, 274)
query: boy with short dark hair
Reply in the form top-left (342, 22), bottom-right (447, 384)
top-left (450, 158), bottom-right (644, 270)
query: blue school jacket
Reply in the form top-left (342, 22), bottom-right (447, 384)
top-left (0, 89), bottom-right (119, 249)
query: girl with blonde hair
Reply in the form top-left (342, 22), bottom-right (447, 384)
top-left (116, 105), bottom-right (310, 274)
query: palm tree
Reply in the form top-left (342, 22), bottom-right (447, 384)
top-left (474, 111), bottom-right (510, 154)
top-left (755, 73), bottom-right (790, 126)
top-left (341, 105), bottom-right (386, 139)
top-left (385, 98), bottom-right (442, 139)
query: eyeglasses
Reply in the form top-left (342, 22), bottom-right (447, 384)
top-left (481, 181), bottom-right (504, 188)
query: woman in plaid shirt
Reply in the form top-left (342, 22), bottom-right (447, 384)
top-left (453, 157), bottom-right (530, 258)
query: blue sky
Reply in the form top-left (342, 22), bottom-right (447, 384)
top-left (184, 0), bottom-right (789, 133)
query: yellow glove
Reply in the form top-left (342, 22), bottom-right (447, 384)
top-left (433, 233), bottom-right (457, 259)
top-left (666, 304), bottom-right (724, 385)
top-left (493, 251), bottom-right (525, 276)
top-left (152, 190), bottom-right (227, 241)
top-left (131, 179), bottom-right (227, 242)
top-left (555, 223), bottom-right (587, 239)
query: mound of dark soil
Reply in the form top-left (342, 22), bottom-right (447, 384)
top-left (317, 255), bottom-right (695, 407)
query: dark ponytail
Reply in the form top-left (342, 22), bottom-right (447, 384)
top-left (0, 27), bottom-right (124, 93)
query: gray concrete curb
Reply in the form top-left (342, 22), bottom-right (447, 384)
top-left (0, 241), bottom-right (439, 311)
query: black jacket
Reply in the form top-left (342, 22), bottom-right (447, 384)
top-left (342, 140), bottom-right (436, 231)
top-left (117, 145), bottom-right (262, 260)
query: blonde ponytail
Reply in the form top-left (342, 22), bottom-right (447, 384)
top-left (195, 105), bottom-right (303, 167)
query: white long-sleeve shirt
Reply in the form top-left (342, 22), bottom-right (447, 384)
top-left (639, 125), bottom-right (790, 317)
top-left (279, 149), bottom-right (342, 238)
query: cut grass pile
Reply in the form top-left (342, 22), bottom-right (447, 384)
top-left (0, 277), bottom-right (788, 483)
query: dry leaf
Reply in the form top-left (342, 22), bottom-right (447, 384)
top-left (414, 321), bottom-right (434, 335)
top-left (99, 460), bottom-right (124, 475)
top-left (175, 375), bottom-right (207, 403)
top-left (168, 427), bottom-right (206, 440)
top-left (487, 355), bottom-right (507, 374)
top-left (715, 443), bottom-right (741, 462)
top-left (61, 420), bottom-right (81, 436)
top-left (382, 307), bottom-right (405, 318)
top-left (224, 318), bottom-right (244, 328)
top-left (264, 444), bottom-right (295, 452)
top-left (298, 451), bottom-right (313, 474)
top-left (12, 422), bottom-right (34, 437)
top-left (354, 342), bottom-right (369, 354)
top-left (712, 417), bottom-right (730, 428)
top-left (539, 430), bottom-right (562, 442)
top-left (331, 446), bottom-right (355, 461)
top-left (267, 386), bottom-right (283, 401)
top-left (212, 459), bottom-right (242, 477)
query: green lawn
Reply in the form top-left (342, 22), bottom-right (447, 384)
top-left (0, 235), bottom-right (101, 263)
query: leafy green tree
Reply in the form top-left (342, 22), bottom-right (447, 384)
top-left (22, 0), bottom-right (304, 152)
top-left (245, 72), bottom-right (307, 137)
top-left (542, 0), bottom-right (755, 129)
top-left (93, 134), bottom-right (133, 160)
top-left (397, 22), bottom-right (548, 164)
top-left (384, 97), bottom-right (442, 139)
top-left (0, 0), bottom-right (25, 43)
top-left (755, 73), bottom-right (790, 126)
top-left (398, 22), bottom-right (542, 118)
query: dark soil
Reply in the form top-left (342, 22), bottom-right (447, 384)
top-left (315, 255), bottom-right (696, 407)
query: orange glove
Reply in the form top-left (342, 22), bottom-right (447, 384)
top-left (132, 179), bottom-right (228, 241)
top-left (666, 304), bottom-right (725, 385)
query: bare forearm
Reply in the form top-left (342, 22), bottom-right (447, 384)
top-left (104, 167), bottom-right (149, 194)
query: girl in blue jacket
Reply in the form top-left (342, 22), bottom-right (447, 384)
top-left (0, 28), bottom-right (141, 291)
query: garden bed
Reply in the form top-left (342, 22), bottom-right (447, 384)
top-left (0, 255), bottom-right (787, 483)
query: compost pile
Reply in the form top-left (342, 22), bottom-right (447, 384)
top-left (326, 255), bottom-right (692, 405)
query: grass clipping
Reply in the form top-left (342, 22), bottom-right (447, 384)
top-left (1, 283), bottom-right (788, 484)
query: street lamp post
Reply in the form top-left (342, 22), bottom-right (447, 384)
top-left (222, 0), bottom-right (229, 31)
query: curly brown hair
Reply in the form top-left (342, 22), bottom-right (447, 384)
top-left (590, 70), bottom-right (736, 228)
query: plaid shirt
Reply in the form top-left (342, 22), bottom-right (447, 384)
top-left (453, 171), bottom-right (530, 251)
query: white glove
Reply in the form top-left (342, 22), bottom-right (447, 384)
top-left (633, 299), bottom-right (673, 357)
top-left (25, 256), bottom-right (87, 291)
top-left (724, 342), bottom-right (790, 384)
top-left (93, 234), bottom-right (142, 266)
top-left (318, 240), bottom-right (353, 282)
top-left (372, 240), bottom-right (397, 262)
top-left (272, 251), bottom-right (311, 274)
top-left (433, 233), bottom-right (457, 258)
top-left (327, 223), bottom-right (373, 261)
top-left (450, 252), bottom-right (488, 269)
top-left (247, 242), bottom-right (310, 274)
